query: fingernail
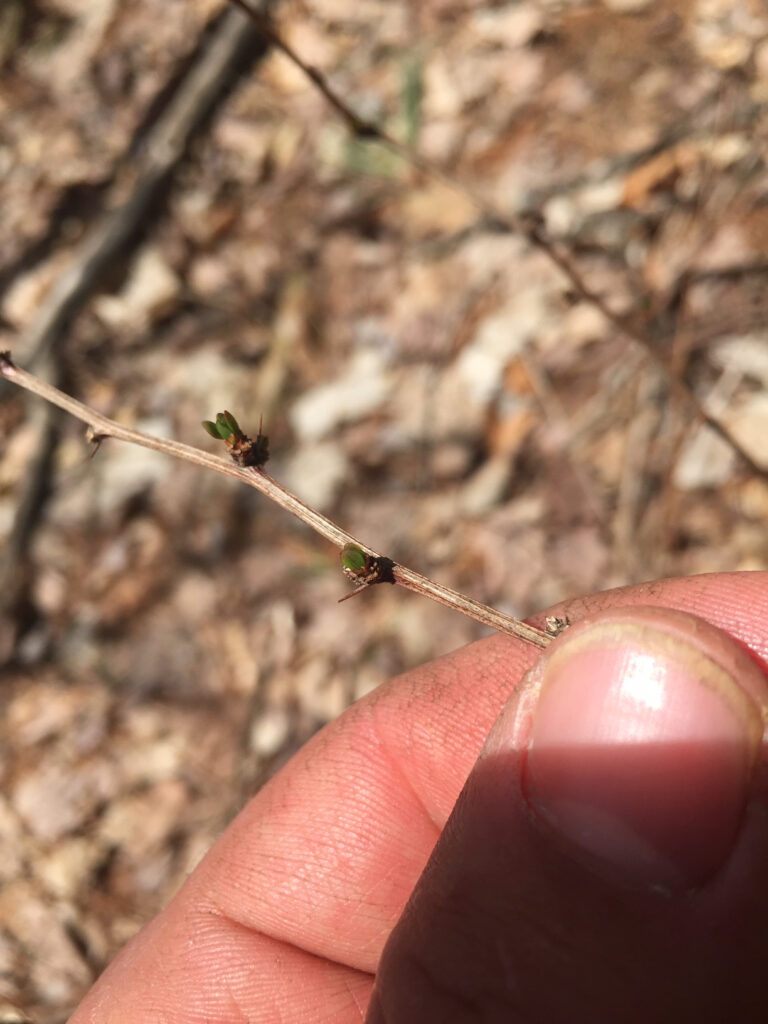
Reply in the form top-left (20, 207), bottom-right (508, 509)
top-left (523, 612), bottom-right (765, 891)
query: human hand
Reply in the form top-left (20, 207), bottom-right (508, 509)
top-left (70, 573), bottom-right (768, 1022)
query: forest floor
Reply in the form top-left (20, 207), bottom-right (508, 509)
top-left (1, 0), bottom-right (768, 1019)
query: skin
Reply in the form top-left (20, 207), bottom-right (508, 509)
top-left (70, 571), bottom-right (768, 1023)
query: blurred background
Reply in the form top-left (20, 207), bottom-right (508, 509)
top-left (1, 0), bottom-right (767, 1018)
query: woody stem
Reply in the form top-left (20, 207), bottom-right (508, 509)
top-left (0, 353), bottom-right (552, 650)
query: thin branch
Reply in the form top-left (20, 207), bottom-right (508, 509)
top-left (226, 0), bottom-right (768, 485)
top-left (390, 564), bottom-right (551, 647)
top-left (0, 354), bottom-right (552, 650)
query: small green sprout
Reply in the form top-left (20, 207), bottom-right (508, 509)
top-left (202, 410), bottom-right (269, 468)
top-left (339, 544), bottom-right (384, 603)
top-left (341, 544), bottom-right (369, 574)
top-left (202, 410), bottom-right (242, 442)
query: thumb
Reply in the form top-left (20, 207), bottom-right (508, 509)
top-left (367, 607), bottom-right (768, 1024)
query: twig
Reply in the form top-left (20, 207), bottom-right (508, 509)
top-left (391, 564), bottom-right (550, 647)
top-left (226, 0), bottom-right (768, 485)
top-left (0, 354), bottom-right (552, 650)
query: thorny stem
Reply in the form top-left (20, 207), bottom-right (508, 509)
top-left (227, 0), bottom-right (768, 486)
top-left (0, 354), bottom-right (552, 650)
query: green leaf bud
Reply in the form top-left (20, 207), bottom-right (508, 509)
top-left (223, 410), bottom-right (241, 435)
top-left (341, 544), bottom-right (368, 573)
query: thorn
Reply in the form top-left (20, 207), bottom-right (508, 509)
top-left (85, 426), bottom-right (107, 458)
top-left (338, 582), bottom-right (372, 603)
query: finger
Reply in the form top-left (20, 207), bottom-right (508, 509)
top-left (72, 904), bottom-right (372, 1023)
top-left (367, 603), bottom-right (768, 1023)
top-left (71, 572), bottom-right (768, 1021)
top-left (201, 574), bottom-right (768, 968)
top-left (541, 571), bottom-right (768, 672)
top-left (71, 616), bottom-right (540, 1022)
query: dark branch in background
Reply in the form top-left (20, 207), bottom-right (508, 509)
top-left (14, 9), bottom-right (262, 372)
top-left (226, 0), bottom-right (767, 485)
top-left (0, 8), bottom-right (263, 659)
top-left (0, 403), bottom-right (60, 659)
top-left (0, 354), bottom-right (553, 650)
